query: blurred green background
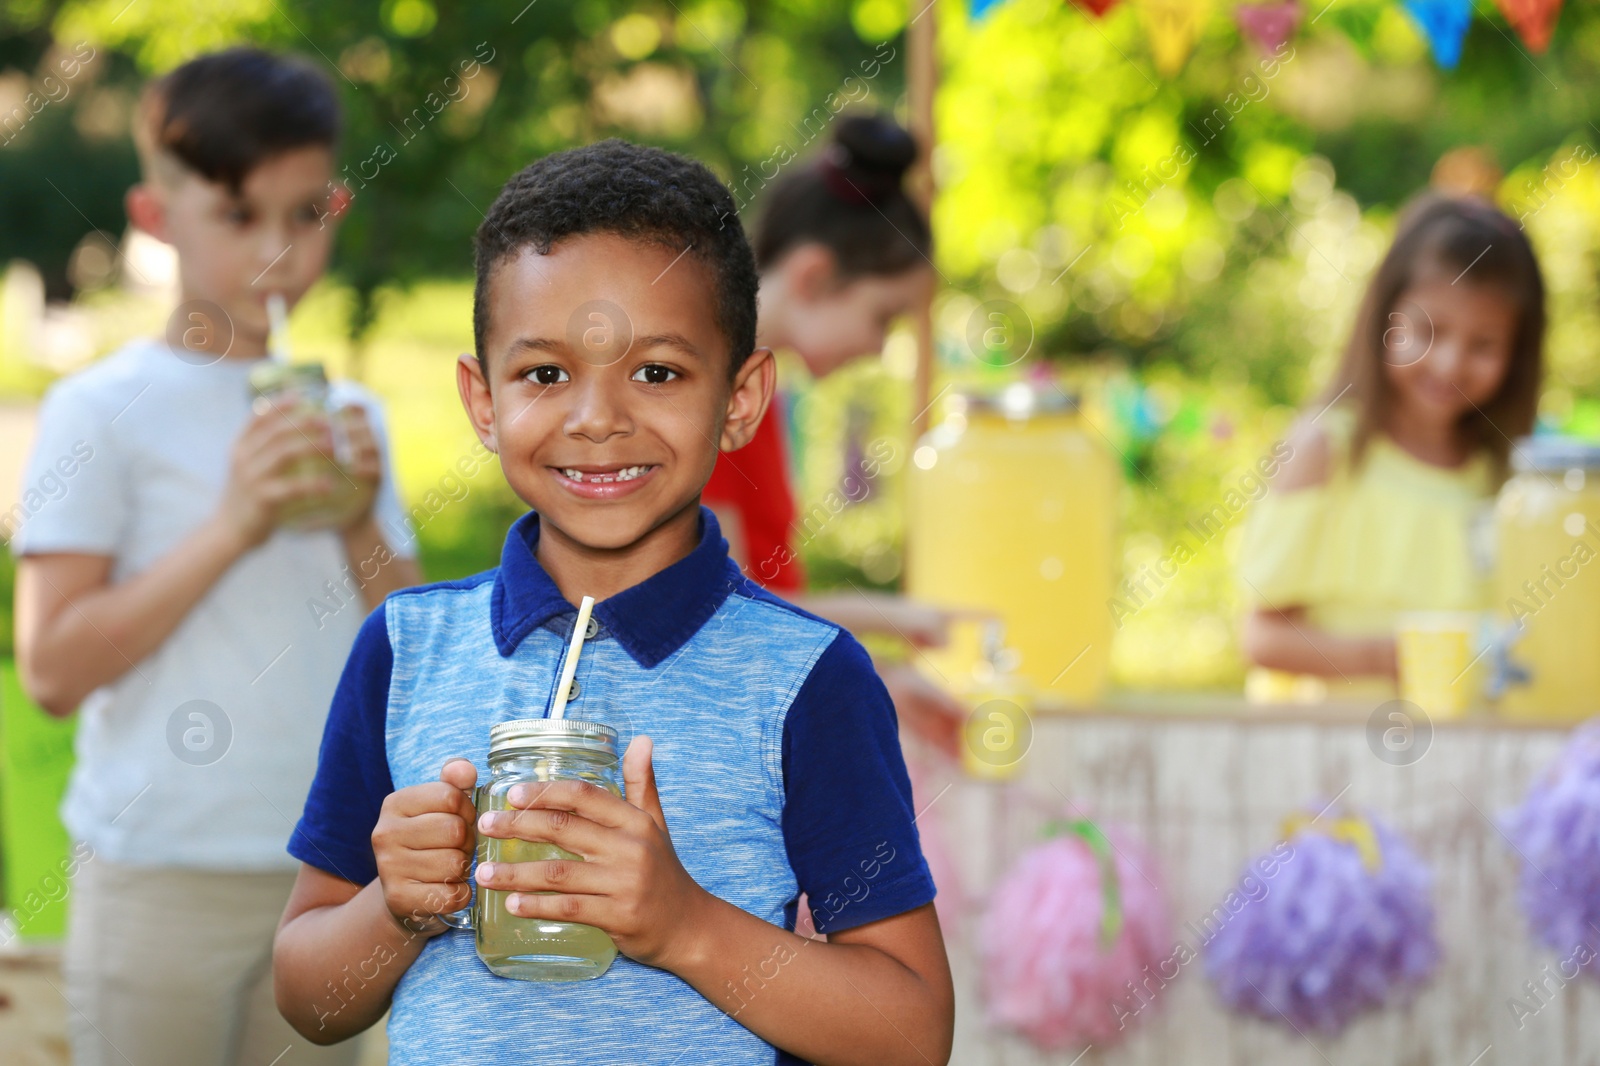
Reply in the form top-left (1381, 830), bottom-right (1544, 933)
top-left (3, 0), bottom-right (1600, 694)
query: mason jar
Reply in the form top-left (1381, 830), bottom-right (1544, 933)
top-left (443, 718), bottom-right (624, 981)
top-left (247, 361), bottom-right (362, 530)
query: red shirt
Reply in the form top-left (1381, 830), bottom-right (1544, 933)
top-left (703, 403), bottom-right (807, 593)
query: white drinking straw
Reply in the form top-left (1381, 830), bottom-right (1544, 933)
top-left (266, 293), bottom-right (290, 362)
top-left (548, 596), bottom-right (596, 721)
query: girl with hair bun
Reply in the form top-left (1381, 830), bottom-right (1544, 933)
top-left (704, 112), bottom-right (973, 755)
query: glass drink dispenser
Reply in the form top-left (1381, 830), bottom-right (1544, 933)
top-left (1493, 437), bottom-right (1600, 721)
top-left (907, 383), bottom-right (1116, 704)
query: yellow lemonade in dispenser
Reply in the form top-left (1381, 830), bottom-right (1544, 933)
top-left (1493, 438), bottom-right (1600, 721)
top-left (907, 383), bottom-right (1116, 704)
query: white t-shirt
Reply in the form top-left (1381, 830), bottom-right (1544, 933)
top-left (10, 338), bottom-right (415, 870)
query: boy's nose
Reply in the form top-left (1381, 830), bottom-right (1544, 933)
top-left (563, 374), bottom-right (633, 442)
top-left (255, 226), bottom-right (294, 281)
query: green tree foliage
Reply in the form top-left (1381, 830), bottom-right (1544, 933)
top-left (1, 0), bottom-right (907, 339)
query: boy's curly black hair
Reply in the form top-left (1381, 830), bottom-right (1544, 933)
top-left (473, 139), bottom-right (759, 379)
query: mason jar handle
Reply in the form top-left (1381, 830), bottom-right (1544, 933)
top-left (437, 782), bottom-right (484, 931)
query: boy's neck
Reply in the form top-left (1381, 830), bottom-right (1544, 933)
top-left (534, 499), bottom-right (704, 605)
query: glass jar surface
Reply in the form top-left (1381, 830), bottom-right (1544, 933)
top-left (454, 719), bottom-right (624, 981)
top-left (247, 361), bottom-right (362, 529)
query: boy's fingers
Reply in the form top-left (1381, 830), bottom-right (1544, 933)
top-left (622, 735), bottom-right (669, 835)
top-left (503, 890), bottom-right (599, 925)
top-left (260, 473), bottom-right (332, 504)
top-left (401, 846), bottom-right (474, 883)
top-left (505, 778), bottom-right (629, 827)
top-left (476, 807), bottom-right (606, 853)
top-left (407, 880), bottom-right (472, 917)
top-left (439, 757), bottom-right (478, 792)
top-left (398, 812), bottom-right (475, 852)
top-left (476, 857), bottom-right (605, 896)
top-left (387, 778), bottom-right (475, 820)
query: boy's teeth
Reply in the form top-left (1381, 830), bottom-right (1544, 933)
top-left (562, 466), bottom-right (651, 483)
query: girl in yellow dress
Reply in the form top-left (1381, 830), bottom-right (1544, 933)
top-left (1239, 193), bottom-right (1545, 702)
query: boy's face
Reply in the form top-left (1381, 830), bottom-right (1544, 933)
top-left (130, 145), bottom-right (339, 353)
top-left (460, 232), bottom-right (772, 554)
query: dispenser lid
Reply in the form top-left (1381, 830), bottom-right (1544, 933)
top-left (957, 381), bottom-right (1079, 419)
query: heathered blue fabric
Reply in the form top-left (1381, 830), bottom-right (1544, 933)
top-left (289, 508), bottom-right (935, 1064)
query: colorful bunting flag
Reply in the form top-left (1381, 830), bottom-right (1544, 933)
top-left (970, 0), bottom-right (1008, 20)
top-left (1404, 0), bottom-right (1473, 69)
top-left (1140, 0), bottom-right (1212, 75)
top-left (1072, 0), bottom-right (1123, 15)
top-left (1495, 0), bottom-right (1563, 53)
top-left (1234, 1), bottom-right (1302, 53)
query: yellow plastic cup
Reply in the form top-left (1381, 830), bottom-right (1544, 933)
top-left (1395, 611), bottom-right (1485, 718)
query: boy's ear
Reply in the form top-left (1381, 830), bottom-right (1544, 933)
top-left (720, 347), bottom-right (776, 453)
top-left (125, 184), bottom-right (167, 242)
top-left (456, 352), bottom-right (500, 454)
top-left (320, 182), bottom-right (354, 230)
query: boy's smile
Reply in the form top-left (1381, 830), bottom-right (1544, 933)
top-left (460, 232), bottom-right (773, 598)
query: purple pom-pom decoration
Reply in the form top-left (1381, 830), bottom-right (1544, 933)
top-left (1502, 720), bottom-right (1600, 974)
top-left (1203, 810), bottom-right (1440, 1035)
top-left (979, 822), bottom-right (1172, 1051)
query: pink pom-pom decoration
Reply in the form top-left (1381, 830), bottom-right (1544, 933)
top-left (1502, 720), bottom-right (1600, 975)
top-left (1204, 809), bottom-right (1440, 1035)
top-left (979, 820), bottom-right (1172, 1051)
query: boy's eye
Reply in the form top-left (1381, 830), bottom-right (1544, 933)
top-left (632, 364), bottom-right (679, 385)
top-left (226, 207), bottom-right (254, 226)
top-left (526, 364), bottom-right (570, 385)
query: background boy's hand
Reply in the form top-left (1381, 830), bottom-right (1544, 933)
top-left (372, 758), bottom-right (479, 931)
top-left (216, 405), bottom-right (338, 546)
top-left (331, 403), bottom-right (381, 529)
top-left (474, 736), bottom-right (710, 970)
top-left (878, 662), bottom-right (966, 761)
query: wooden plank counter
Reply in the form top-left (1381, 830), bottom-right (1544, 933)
top-left (929, 696), bottom-right (1598, 1065)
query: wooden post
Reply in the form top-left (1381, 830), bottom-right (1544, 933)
top-left (907, 0), bottom-right (938, 439)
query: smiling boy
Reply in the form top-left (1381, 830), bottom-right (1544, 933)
top-left (273, 141), bottom-right (954, 1064)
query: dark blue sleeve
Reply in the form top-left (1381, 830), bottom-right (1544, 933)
top-left (287, 604), bottom-right (396, 885)
top-left (782, 632), bottom-right (936, 935)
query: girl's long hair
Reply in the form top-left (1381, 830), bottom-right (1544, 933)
top-left (1315, 193), bottom-right (1545, 482)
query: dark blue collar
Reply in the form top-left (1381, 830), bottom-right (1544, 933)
top-left (490, 505), bottom-right (742, 669)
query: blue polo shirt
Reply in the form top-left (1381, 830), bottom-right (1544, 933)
top-left (288, 506), bottom-right (935, 1065)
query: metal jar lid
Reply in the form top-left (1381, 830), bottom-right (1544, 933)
top-left (954, 381), bottom-right (1080, 420)
top-left (1511, 435), bottom-right (1600, 473)
top-left (489, 718), bottom-right (618, 758)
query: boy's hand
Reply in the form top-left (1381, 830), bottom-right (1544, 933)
top-left (474, 736), bottom-right (710, 970)
top-left (332, 403), bottom-right (381, 529)
top-left (372, 758), bottom-right (479, 933)
top-left (216, 405), bottom-right (338, 546)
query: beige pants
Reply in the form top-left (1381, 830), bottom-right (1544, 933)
top-left (63, 852), bottom-right (364, 1066)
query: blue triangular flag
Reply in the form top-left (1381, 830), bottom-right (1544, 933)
top-left (1404, 0), bottom-right (1472, 68)
top-left (969, 0), bottom-right (1008, 19)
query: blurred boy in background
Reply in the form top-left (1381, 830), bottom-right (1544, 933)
top-left (12, 47), bottom-right (418, 1065)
